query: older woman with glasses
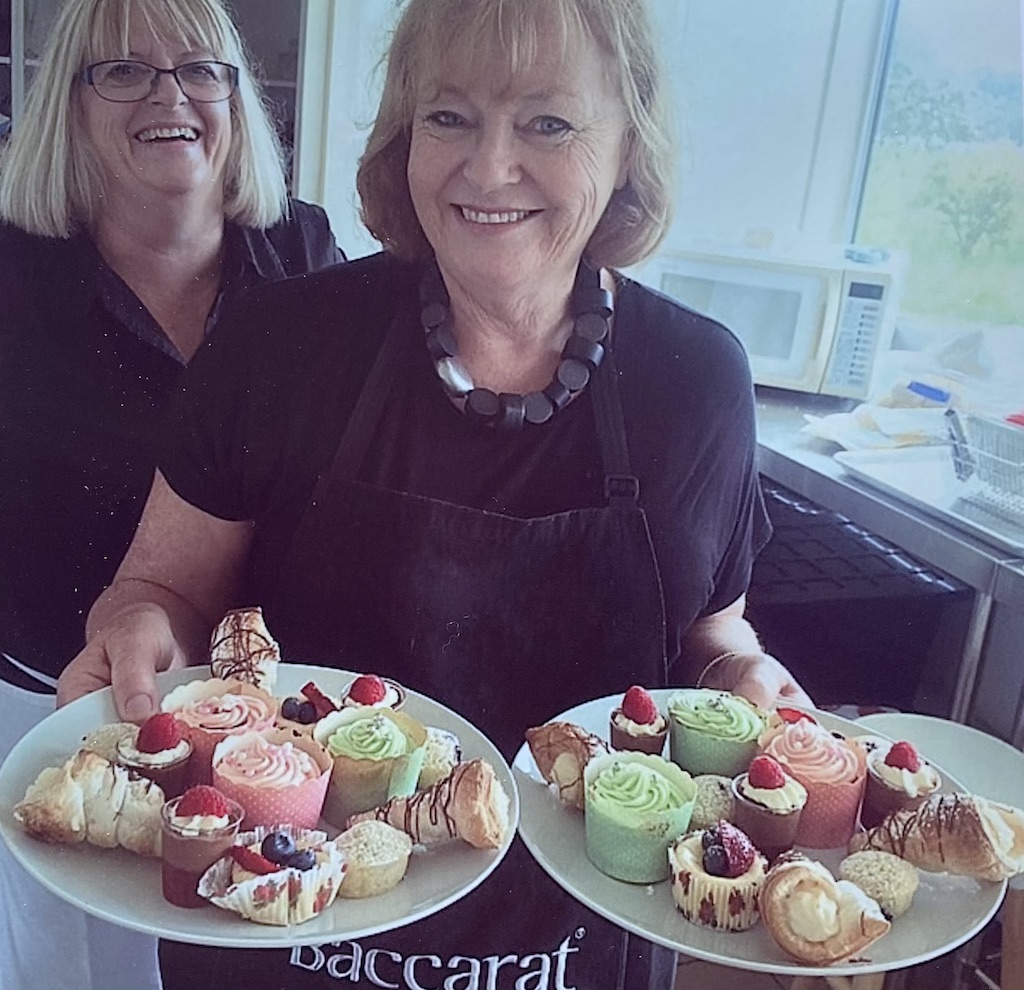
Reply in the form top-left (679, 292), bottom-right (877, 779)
top-left (0, 0), bottom-right (343, 986)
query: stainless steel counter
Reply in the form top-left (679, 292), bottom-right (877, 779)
top-left (754, 391), bottom-right (1024, 734)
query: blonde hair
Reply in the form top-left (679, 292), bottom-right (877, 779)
top-left (0, 0), bottom-right (287, 237)
top-left (357, 0), bottom-right (674, 268)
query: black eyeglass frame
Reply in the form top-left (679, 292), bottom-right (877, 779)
top-left (80, 60), bottom-right (240, 103)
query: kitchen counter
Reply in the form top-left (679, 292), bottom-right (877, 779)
top-left (754, 390), bottom-right (1024, 738)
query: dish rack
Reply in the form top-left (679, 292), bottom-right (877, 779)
top-left (947, 410), bottom-right (1024, 526)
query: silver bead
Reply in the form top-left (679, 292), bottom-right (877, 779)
top-left (436, 356), bottom-right (474, 397)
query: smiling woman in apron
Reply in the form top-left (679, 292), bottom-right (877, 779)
top-left (58, 1), bottom-right (812, 987)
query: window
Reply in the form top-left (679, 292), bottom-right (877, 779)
top-left (855, 0), bottom-right (1024, 348)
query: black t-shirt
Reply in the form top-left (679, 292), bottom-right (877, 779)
top-left (0, 202), bottom-right (344, 679)
top-left (162, 251), bottom-right (770, 674)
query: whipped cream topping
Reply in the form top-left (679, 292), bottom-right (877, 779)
top-left (612, 709), bottom-right (667, 736)
top-left (215, 736), bottom-right (320, 788)
top-left (117, 735), bottom-right (191, 768)
top-left (169, 812), bottom-right (230, 835)
top-left (763, 721), bottom-right (862, 786)
top-left (870, 750), bottom-right (940, 798)
top-left (172, 693), bottom-right (273, 732)
top-left (736, 771), bottom-right (807, 813)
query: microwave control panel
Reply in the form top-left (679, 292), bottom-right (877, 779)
top-left (824, 277), bottom-right (891, 394)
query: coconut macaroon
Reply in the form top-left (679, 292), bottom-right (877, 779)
top-left (839, 850), bottom-right (919, 919)
top-left (689, 774), bottom-right (735, 830)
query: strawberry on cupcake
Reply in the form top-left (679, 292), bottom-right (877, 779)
top-left (609, 685), bottom-right (667, 755)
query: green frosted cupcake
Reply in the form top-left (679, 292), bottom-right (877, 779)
top-left (584, 752), bottom-right (696, 883)
top-left (667, 689), bottom-right (764, 777)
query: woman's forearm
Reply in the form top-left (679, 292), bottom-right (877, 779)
top-left (677, 595), bottom-right (763, 685)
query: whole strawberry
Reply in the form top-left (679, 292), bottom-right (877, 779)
top-left (620, 685), bottom-right (659, 725)
top-left (348, 674), bottom-right (387, 706)
top-left (232, 845), bottom-right (279, 876)
top-left (176, 785), bottom-right (232, 819)
top-left (747, 754), bottom-right (786, 789)
top-left (712, 820), bottom-right (756, 878)
top-left (776, 706), bottom-right (815, 725)
top-left (136, 713), bottom-right (184, 754)
top-left (884, 740), bottom-right (922, 773)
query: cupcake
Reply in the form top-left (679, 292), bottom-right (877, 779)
top-left (212, 729), bottom-right (331, 830)
top-left (668, 820), bottom-right (767, 932)
top-left (115, 713), bottom-right (193, 799)
top-left (731, 754), bottom-right (807, 864)
top-left (689, 775), bottom-right (735, 831)
top-left (609, 685), bottom-right (668, 755)
top-left (583, 752), bottom-right (695, 883)
top-left (667, 689), bottom-right (765, 777)
top-left (198, 824), bottom-right (346, 925)
top-left (839, 850), bottom-right (919, 919)
top-left (760, 720), bottom-right (866, 848)
top-left (341, 674), bottom-right (407, 711)
top-left (335, 820), bottom-right (413, 899)
top-left (161, 678), bottom-right (276, 784)
top-left (860, 740), bottom-right (940, 830)
top-left (160, 785), bottom-right (245, 908)
top-left (313, 707), bottom-right (427, 829)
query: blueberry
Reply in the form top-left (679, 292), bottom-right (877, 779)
top-left (261, 831), bottom-right (296, 864)
top-left (701, 828), bottom-right (718, 851)
top-left (297, 701), bottom-right (318, 724)
top-left (281, 697), bottom-right (303, 721)
top-left (702, 843), bottom-right (729, 877)
top-left (286, 849), bottom-right (316, 871)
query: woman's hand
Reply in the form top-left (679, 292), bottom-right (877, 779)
top-left (699, 651), bottom-right (814, 711)
top-left (56, 604), bottom-right (189, 721)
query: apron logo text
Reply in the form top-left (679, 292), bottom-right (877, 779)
top-left (290, 930), bottom-right (585, 990)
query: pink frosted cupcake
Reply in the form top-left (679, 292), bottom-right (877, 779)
top-left (760, 720), bottom-right (866, 848)
top-left (212, 730), bottom-right (331, 830)
top-left (161, 678), bottom-right (276, 784)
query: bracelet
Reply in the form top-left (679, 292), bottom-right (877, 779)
top-left (695, 650), bottom-right (776, 689)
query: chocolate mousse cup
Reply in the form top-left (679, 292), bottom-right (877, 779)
top-left (116, 737), bottom-right (193, 800)
top-left (730, 775), bottom-right (802, 864)
top-left (160, 795), bottom-right (244, 908)
top-left (609, 711), bottom-right (667, 755)
top-left (859, 768), bottom-right (931, 830)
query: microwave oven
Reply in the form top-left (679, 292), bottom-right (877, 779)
top-left (635, 245), bottom-right (902, 399)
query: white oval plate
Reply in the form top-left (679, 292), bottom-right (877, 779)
top-left (513, 692), bottom-right (1005, 978)
top-left (0, 665), bottom-right (518, 948)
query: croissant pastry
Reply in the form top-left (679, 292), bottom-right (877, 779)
top-left (348, 759), bottom-right (511, 849)
top-left (209, 606), bottom-right (280, 693)
top-left (760, 852), bottom-right (890, 965)
top-left (851, 792), bottom-right (1024, 881)
top-left (14, 749), bottom-right (164, 857)
top-left (525, 721), bottom-right (608, 810)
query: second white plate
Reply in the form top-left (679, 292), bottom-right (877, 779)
top-left (513, 692), bottom-right (1004, 977)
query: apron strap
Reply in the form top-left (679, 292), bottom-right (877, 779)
top-left (591, 347), bottom-right (642, 509)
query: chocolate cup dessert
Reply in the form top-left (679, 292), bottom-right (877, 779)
top-left (609, 711), bottom-right (667, 755)
top-left (859, 766), bottom-right (933, 831)
top-left (160, 795), bottom-right (244, 909)
top-left (116, 736), bottom-right (193, 800)
top-left (730, 775), bottom-right (803, 864)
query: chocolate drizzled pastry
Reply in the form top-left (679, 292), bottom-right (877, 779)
top-left (209, 607), bottom-right (280, 693)
top-left (348, 759), bottom-right (511, 850)
top-left (851, 792), bottom-right (1024, 881)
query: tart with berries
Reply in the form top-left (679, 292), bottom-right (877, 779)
top-left (668, 820), bottom-right (767, 932)
top-left (731, 754), bottom-right (807, 864)
top-left (198, 824), bottom-right (346, 926)
top-left (276, 680), bottom-right (342, 734)
top-left (860, 739), bottom-right (940, 830)
top-left (609, 685), bottom-right (668, 755)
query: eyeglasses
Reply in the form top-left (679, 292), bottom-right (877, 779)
top-left (81, 60), bottom-right (239, 103)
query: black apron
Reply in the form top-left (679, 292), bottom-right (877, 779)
top-left (161, 308), bottom-right (675, 990)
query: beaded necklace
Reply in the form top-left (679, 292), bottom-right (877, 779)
top-left (418, 258), bottom-right (613, 431)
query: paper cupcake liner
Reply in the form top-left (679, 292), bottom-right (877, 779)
top-left (198, 825), bottom-right (346, 926)
top-left (669, 722), bottom-right (758, 778)
top-left (212, 730), bottom-right (332, 830)
top-left (792, 774), bottom-right (866, 848)
top-left (669, 834), bottom-right (764, 932)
